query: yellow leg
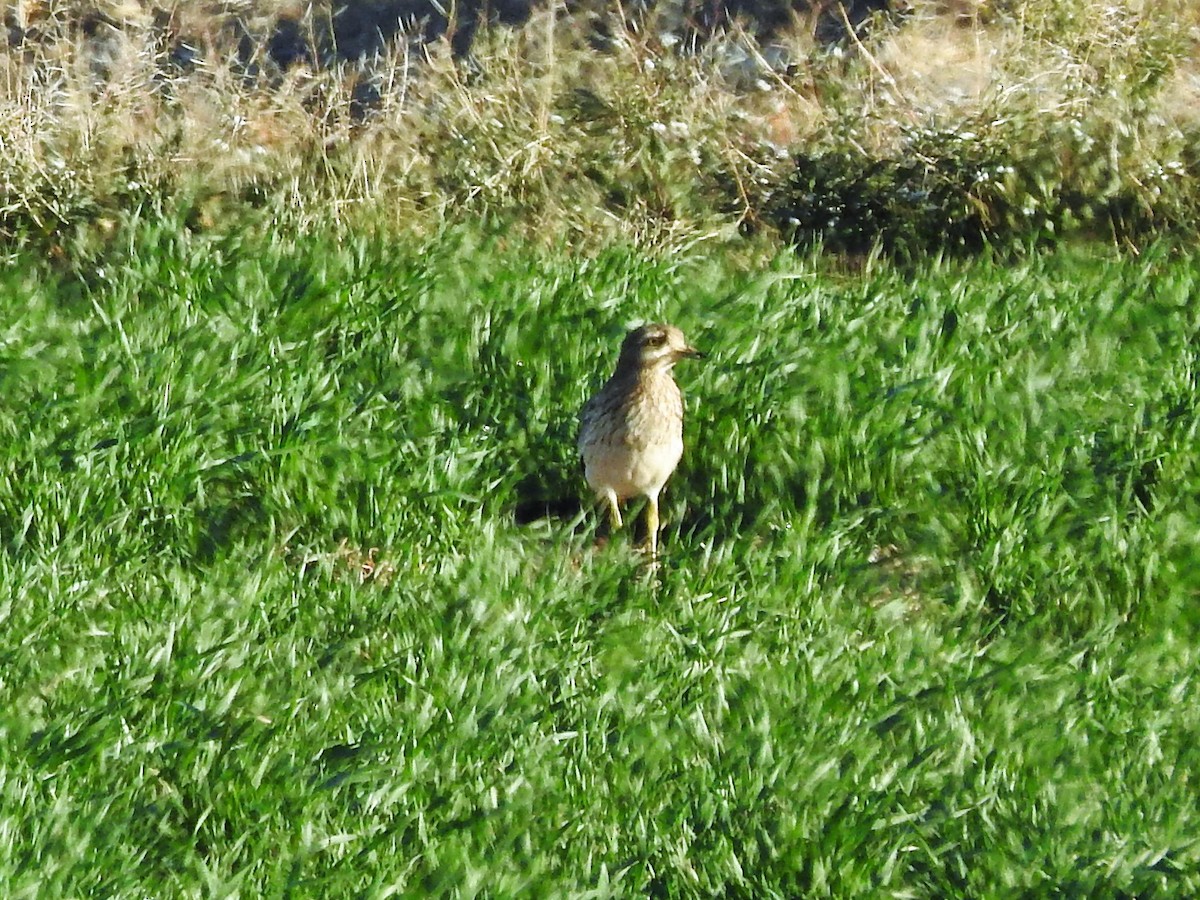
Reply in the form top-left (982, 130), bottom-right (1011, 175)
top-left (603, 489), bottom-right (623, 530)
top-left (645, 492), bottom-right (660, 560)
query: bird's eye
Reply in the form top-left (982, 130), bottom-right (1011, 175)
top-left (646, 333), bottom-right (667, 347)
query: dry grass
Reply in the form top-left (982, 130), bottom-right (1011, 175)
top-left (2, 0), bottom-right (1200, 255)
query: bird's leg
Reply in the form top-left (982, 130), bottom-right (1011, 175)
top-left (645, 492), bottom-right (660, 560)
top-left (603, 489), bottom-right (623, 530)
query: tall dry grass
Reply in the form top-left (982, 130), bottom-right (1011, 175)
top-left (2, 0), bottom-right (1199, 259)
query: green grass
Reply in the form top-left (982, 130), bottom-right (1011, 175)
top-left (3, 221), bottom-right (1200, 896)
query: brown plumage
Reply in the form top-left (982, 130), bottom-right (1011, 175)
top-left (578, 323), bottom-right (702, 558)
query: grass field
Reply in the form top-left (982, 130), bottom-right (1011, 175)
top-left (3, 219), bottom-right (1200, 895)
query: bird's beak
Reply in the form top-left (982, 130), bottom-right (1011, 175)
top-left (682, 345), bottom-right (704, 360)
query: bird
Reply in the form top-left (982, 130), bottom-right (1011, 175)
top-left (578, 322), bottom-right (703, 559)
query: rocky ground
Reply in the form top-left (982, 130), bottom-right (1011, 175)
top-left (5, 0), bottom-right (899, 74)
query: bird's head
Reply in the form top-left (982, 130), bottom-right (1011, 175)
top-left (618, 323), bottom-right (703, 373)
